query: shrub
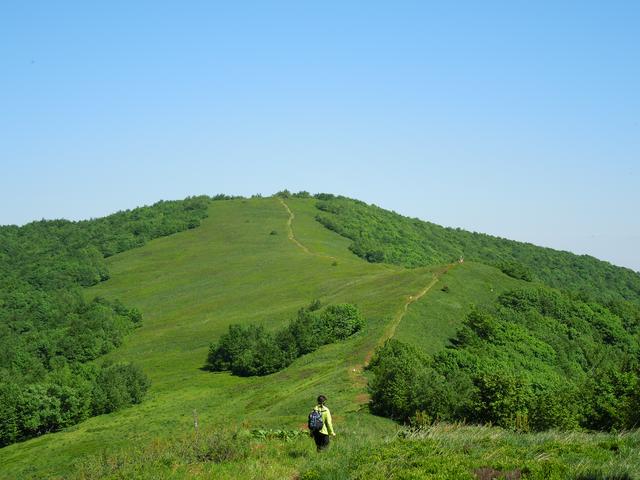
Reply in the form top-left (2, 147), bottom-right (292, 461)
top-left (292, 191), bottom-right (311, 198)
top-left (206, 324), bottom-right (270, 372)
top-left (92, 363), bottom-right (150, 414)
top-left (498, 261), bottom-right (533, 282)
top-left (274, 189), bottom-right (291, 198)
top-left (321, 304), bottom-right (365, 342)
top-left (206, 302), bottom-right (365, 376)
top-left (367, 340), bottom-right (431, 421)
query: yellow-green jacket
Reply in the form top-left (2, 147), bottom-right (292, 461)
top-left (314, 404), bottom-right (335, 436)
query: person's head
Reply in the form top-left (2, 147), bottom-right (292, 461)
top-left (317, 395), bottom-right (327, 406)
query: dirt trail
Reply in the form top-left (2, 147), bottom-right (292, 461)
top-left (369, 264), bottom-right (454, 363)
top-left (276, 197), bottom-right (456, 406)
top-left (350, 263), bottom-right (456, 404)
top-left (278, 198), bottom-right (337, 261)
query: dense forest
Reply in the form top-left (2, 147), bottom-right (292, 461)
top-left (0, 196), bottom-right (211, 446)
top-left (313, 196), bottom-right (640, 304)
top-left (206, 301), bottom-right (364, 376)
top-left (368, 286), bottom-right (640, 431)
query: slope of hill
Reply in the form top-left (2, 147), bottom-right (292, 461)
top-left (1, 195), bottom-right (638, 480)
top-left (314, 195), bottom-right (640, 304)
top-left (0, 197), bottom-right (440, 478)
top-left (393, 261), bottom-right (525, 354)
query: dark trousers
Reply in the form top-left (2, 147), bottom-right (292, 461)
top-left (312, 431), bottom-right (330, 451)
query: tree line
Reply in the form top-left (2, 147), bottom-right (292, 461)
top-left (0, 196), bottom-right (212, 446)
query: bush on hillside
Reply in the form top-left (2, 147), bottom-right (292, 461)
top-left (92, 362), bottom-right (150, 414)
top-left (212, 194), bottom-right (243, 200)
top-left (292, 191), bottom-right (311, 198)
top-left (497, 261), bottom-right (533, 282)
top-left (206, 302), bottom-right (365, 376)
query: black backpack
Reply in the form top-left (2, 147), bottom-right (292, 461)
top-left (308, 409), bottom-right (324, 432)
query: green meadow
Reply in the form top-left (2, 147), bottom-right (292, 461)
top-left (1, 197), bottom-right (638, 480)
top-left (394, 261), bottom-right (524, 355)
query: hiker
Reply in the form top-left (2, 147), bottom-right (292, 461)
top-left (308, 394), bottom-right (335, 451)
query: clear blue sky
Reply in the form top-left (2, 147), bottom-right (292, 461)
top-left (1, 1), bottom-right (638, 271)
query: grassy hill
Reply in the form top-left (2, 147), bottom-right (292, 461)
top-left (0, 197), bottom-right (437, 478)
top-left (1, 196), bottom-right (638, 479)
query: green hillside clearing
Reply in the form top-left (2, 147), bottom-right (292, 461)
top-left (1, 197), bottom-right (638, 480)
top-left (394, 262), bottom-right (525, 354)
top-left (0, 198), bottom-right (438, 478)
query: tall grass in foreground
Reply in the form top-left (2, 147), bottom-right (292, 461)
top-left (66, 422), bottom-right (640, 480)
top-left (69, 428), bottom-right (252, 480)
top-left (66, 424), bottom-right (376, 480)
top-left (301, 423), bottom-right (640, 480)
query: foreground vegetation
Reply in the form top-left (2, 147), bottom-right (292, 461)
top-left (67, 423), bottom-right (640, 480)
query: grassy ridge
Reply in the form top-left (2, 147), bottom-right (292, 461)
top-left (3, 196), bottom-right (638, 479)
top-left (0, 197), bottom-right (440, 479)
